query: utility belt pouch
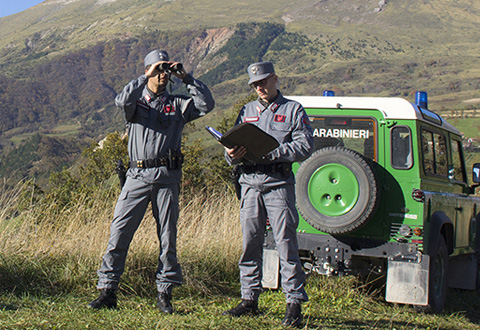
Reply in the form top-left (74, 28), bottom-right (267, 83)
top-left (116, 159), bottom-right (127, 188)
top-left (280, 162), bottom-right (292, 177)
top-left (231, 165), bottom-right (242, 200)
top-left (167, 148), bottom-right (184, 170)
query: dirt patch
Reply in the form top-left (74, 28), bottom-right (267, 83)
top-left (463, 98), bottom-right (480, 104)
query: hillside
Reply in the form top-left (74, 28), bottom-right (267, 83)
top-left (1, 0), bottom-right (480, 183)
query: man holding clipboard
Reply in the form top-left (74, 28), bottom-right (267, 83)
top-left (223, 61), bottom-right (313, 328)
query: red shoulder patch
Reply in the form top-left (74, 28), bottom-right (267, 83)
top-left (274, 114), bottom-right (286, 122)
top-left (164, 105), bottom-right (176, 115)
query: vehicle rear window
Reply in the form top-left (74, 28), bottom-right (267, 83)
top-left (310, 116), bottom-right (376, 161)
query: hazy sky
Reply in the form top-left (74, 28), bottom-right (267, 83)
top-left (0, 0), bottom-right (45, 18)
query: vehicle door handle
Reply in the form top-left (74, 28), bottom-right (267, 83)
top-left (455, 207), bottom-right (463, 211)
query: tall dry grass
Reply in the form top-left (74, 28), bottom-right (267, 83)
top-left (3, 184), bottom-right (480, 330)
top-left (0, 183), bottom-right (242, 297)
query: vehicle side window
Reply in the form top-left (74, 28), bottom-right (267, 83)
top-left (435, 134), bottom-right (448, 176)
top-left (422, 130), bottom-right (435, 175)
top-left (421, 129), bottom-right (448, 177)
top-left (391, 126), bottom-right (412, 169)
top-left (451, 139), bottom-right (466, 183)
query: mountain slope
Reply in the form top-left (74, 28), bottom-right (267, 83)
top-left (1, 0), bottom-right (480, 183)
top-left (2, 0), bottom-right (480, 70)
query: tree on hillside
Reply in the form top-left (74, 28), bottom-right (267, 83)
top-left (79, 132), bottom-right (129, 189)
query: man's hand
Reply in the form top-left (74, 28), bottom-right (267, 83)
top-left (169, 62), bottom-right (187, 80)
top-left (146, 61), bottom-right (186, 80)
top-left (145, 61), bottom-right (166, 78)
top-left (226, 145), bottom-right (247, 159)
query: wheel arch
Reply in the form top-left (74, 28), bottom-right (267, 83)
top-left (428, 211), bottom-right (454, 256)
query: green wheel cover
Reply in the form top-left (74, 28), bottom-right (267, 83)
top-left (295, 146), bottom-right (380, 234)
top-left (308, 164), bottom-right (359, 217)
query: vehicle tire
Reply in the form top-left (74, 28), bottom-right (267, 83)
top-left (414, 235), bottom-right (448, 313)
top-left (475, 214), bottom-right (480, 290)
top-left (476, 253), bottom-right (480, 291)
top-left (295, 146), bottom-right (380, 234)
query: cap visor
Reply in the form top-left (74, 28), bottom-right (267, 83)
top-left (248, 73), bottom-right (272, 85)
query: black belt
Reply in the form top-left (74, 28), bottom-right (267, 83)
top-left (129, 158), bottom-right (168, 169)
top-left (239, 163), bottom-right (292, 176)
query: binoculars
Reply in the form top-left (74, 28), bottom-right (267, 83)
top-left (158, 62), bottom-right (183, 73)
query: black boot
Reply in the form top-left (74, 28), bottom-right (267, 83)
top-left (88, 288), bottom-right (117, 309)
top-left (282, 303), bottom-right (303, 328)
top-left (157, 292), bottom-right (173, 314)
top-left (223, 299), bottom-right (259, 316)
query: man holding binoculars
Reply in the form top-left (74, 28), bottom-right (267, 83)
top-left (156, 61), bottom-right (183, 73)
top-left (88, 49), bottom-right (215, 313)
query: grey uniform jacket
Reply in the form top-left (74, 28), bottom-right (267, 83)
top-left (115, 74), bottom-right (215, 184)
top-left (226, 92), bottom-right (313, 187)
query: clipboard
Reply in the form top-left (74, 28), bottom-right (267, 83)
top-left (206, 123), bottom-right (279, 162)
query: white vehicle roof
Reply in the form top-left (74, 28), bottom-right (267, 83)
top-left (288, 96), bottom-right (460, 135)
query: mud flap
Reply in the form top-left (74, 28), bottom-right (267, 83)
top-left (385, 255), bottom-right (429, 305)
top-left (447, 254), bottom-right (477, 290)
top-left (262, 248), bottom-right (280, 289)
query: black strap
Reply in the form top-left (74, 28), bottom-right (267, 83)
top-left (240, 163), bottom-right (292, 176)
top-left (129, 149), bottom-right (184, 170)
top-left (129, 158), bottom-right (168, 169)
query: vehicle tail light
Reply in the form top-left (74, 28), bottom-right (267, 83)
top-left (413, 227), bottom-right (423, 236)
top-left (412, 189), bottom-right (425, 202)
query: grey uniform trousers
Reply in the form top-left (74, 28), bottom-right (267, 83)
top-left (239, 183), bottom-right (308, 303)
top-left (97, 177), bottom-right (182, 294)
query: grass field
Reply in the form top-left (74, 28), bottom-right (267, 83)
top-left (1, 184), bottom-right (480, 329)
top-left (2, 276), bottom-right (480, 330)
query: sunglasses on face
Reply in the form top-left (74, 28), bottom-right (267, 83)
top-left (154, 68), bottom-right (169, 75)
top-left (250, 74), bottom-right (273, 88)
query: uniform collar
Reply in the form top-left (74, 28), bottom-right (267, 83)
top-left (257, 91), bottom-right (283, 113)
top-left (145, 86), bottom-right (168, 103)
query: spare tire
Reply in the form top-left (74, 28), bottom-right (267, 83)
top-left (296, 146), bottom-right (380, 234)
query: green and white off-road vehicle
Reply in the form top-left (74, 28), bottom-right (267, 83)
top-left (263, 92), bottom-right (480, 312)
